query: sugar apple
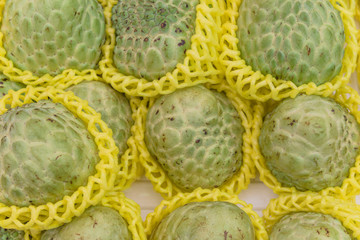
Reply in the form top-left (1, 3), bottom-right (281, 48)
top-left (67, 81), bottom-right (133, 158)
top-left (41, 205), bottom-right (132, 240)
top-left (1, 0), bottom-right (106, 76)
top-left (259, 95), bottom-right (360, 191)
top-left (237, 0), bottom-right (345, 86)
top-left (0, 100), bottom-right (99, 206)
top-left (145, 85), bottom-right (244, 191)
top-left (270, 212), bottom-right (352, 240)
top-left (150, 201), bottom-right (255, 240)
top-left (0, 228), bottom-right (24, 240)
top-left (0, 74), bottom-right (25, 98)
top-left (111, 0), bottom-right (198, 81)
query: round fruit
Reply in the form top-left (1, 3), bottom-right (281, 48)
top-left (259, 95), bottom-right (360, 191)
top-left (0, 100), bottom-right (99, 206)
top-left (0, 228), bottom-right (24, 240)
top-left (0, 74), bottom-right (25, 97)
top-left (1, 0), bottom-right (106, 76)
top-left (270, 212), bottom-right (352, 240)
top-left (150, 201), bottom-right (255, 240)
top-left (237, 0), bottom-right (345, 86)
top-left (67, 81), bottom-right (133, 158)
top-left (111, 0), bottom-right (198, 81)
top-left (41, 205), bottom-right (132, 240)
top-left (145, 85), bottom-right (244, 191)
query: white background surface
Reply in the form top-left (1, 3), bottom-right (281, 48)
top-left (124, 72), bottom-right (360, 221)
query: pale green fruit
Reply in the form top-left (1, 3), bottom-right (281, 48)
top-left (150, 201), bottom-right (255, 240)
top-left (237, 0), bottom-right (345, 86)
top-left (0, 74), bottom-right (25, 97)
top-left (1, 0), bottom-right (105, 76)
top-left (41, 206), bottom-right (132, 240)
top-left (145, 85), bottom-right (244, 191)
top-left (259, 95), bottom-right (360, 191)
top-left (111, 0), bottom-right (198, 81)
top-left (270, 212), bottom-right (352, 240)
top-left (67, 81), bottom-right (133, 158)
top-left (0, 100), bottom-right (99, 206)
top-left (0, 228), bottom-right (24, 240)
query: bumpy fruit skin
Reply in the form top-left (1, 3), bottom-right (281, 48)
top-left (0, 100), bottom-right (99, 206)
top-left (0, 228), bottom-right (24, 240)
top-left (150, 201), bottom-right (255, 240)
top-left (111, 0), bottom-right (198, 81)
top-left (259, 95), bottom-right (360, 191)
top-left (1, 0), bottom-right (105, 76)
top-left (270, 212), bottom-right (352, 240)
top-left (41, 206), bottom-right (132, 240)
top-left (145, 85), bottom-right (244, 191)
top-left (67, 81), bottom-right (133, 158)
top-left (237, 0), bottom-right (345, 86)
top-left (0, 74), bottom-right (25, 97)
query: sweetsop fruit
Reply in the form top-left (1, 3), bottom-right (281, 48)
top-left (259, 95), bottom-right (360, 191)
top-left (67, 81), bottom-right (133, 158)
top-left (0, 228), bottom-right (24, 240)
top-left (270, 212), bottom-right (352, 240)
top-left (0, 100), bottom-right (99, 206)
top-left (145, 85), bottom-right (244, 191)
top-left (1, 0), bottom-right (106, 76)
top-left (111, 0), bottom-right (198, 81)
top-left (0, 74), bottom-right (25, 98)
top-left (41, 205), bottom-right (132, 240)
top-left (237, 0), bottom-right (345, 86)
top-left (150, 201), bottom-right (255, 240)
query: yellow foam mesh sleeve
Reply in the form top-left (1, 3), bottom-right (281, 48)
top-left (99, 0), bottom-right (223, 97)
top-left (253, 85), bottom-right (360, 200)
top-left (263, 193), bottom-right (360, 239)
top-left (133, 81), bottom-right (259, 199)
top-left (356, 0), bottom-right (360, 84)
top-left (0, 0), bottom-right (106, 88)
top-left (144, 188), bottom-right (268, 240)
top-left (0, 86), bottom-right (119, 231)
top-left (219, 0), bottom-right (358, 102)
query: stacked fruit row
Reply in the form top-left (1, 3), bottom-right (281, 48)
top-left (0, 0), bottom-right (359, 239)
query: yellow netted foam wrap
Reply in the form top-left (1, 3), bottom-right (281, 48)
top-left (263, 193), bottom-right (360, 239)
top-left (219, 0), bottom-right (358, 102)
top-left (99, 0), bottom-right (223, 97)
top-left (0, 0), bottom-right (107, 88)
top-left (0, 86), bottom-right (119, 231)
top-left (144, 188), bottom-right (268, 240)
top-left (254, 85), bottom-right (360, 200)
top-left (134, 81), bottom-right (259, 199)
top-left (356, 0), bottom-right (360, 84)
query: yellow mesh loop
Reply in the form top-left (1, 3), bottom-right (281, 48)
top-left (219, 0), bottom-right (358, 102)
top-left (0, 0), bottom-right (107, 87)
top-left (144, 188), bottom-right (268, 240)
top-left (254, 85), bottom-right (360, 200)
top-left (99, 0), bottom-right (223, 97)
top-left (0, 86), bottom-right (119, 231)
top-left (134, 81), bottom-right (259, 199)
top-left (262, 193), bottom-right (360, 239)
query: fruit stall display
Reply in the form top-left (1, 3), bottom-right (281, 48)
top-left (0, 0), bottom-right (359, 239)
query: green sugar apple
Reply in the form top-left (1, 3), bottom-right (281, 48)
top-left (41, 205), bottom-right (132, 240)
top-left (237, 0), bottom-right (345, 86)
top-left (259, 95), bottom-right (360, 192)
top-left (111, 0), bottom-right (198, 81)
top-left (270, 212), bottom-right (352, 240)
top-left (1, 0), bottom-right (105, 76)
top-left (0, 74), bottom-right (25, 98)
top-left (0, 228), bottom-right (24, 240)
top-left (67, 81), bottom-right (133, 158)
top-left (150, 201), bottom-right (255, 240)
top-left (0, 100), bottom-right (99, 207)
top-left (145, 85), bottom-right (244, 191)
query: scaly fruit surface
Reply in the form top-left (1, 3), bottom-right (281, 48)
top-left (259, 95), bottom-right (360, 191)
top-left (0, 228), bottom-right (24, 240)
top-left (237, 0), bottom-right (345, 86)
top-left (145, 85), bottom-right (244, 191)
top-left (1, 0), bottom-right (105, 76)
top-left (0, 100), bottom-right (99, 206)
top-left (111, 0), bottom-right (198, 81)
top-left (41, 205), bottom-right (132, 240)
top-left (67, 81), bottom-right (133, 158)
top-left (150, 201), bottom-right (255, 240)
top-left (0, 74), bottom-right (25, 97)
top-left (270, 212), bottom-right (352, 240)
